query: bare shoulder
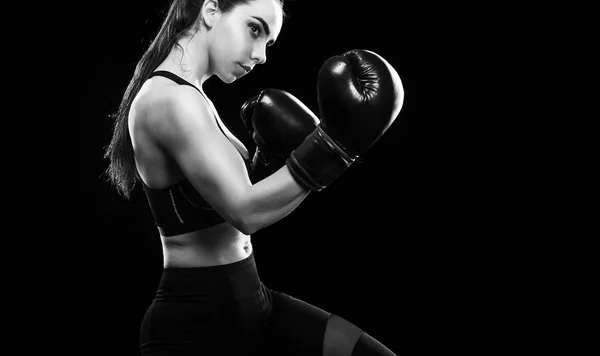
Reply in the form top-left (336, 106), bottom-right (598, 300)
top-left (135, 83), bottom-right (215, 144)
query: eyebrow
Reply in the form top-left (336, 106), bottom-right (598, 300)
top-left (251, 16), bottom-right (270, 36)
top-left (251, 16), bottom-right (275, 45)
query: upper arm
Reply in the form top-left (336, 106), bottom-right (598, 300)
top-left (150, 88), bottom-right (252, 225)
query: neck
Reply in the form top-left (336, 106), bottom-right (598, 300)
top-left (157, 32), bottom-right (212, 90)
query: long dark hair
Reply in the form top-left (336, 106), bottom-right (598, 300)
top-left (103, 0), bottom-right (286, 199)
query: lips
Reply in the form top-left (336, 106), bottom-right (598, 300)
top-left (239, 64), bottom-right (251, 74)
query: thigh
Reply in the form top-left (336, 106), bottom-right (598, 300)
top-left (264, 291), bottom-right (397, 356)
top-left (140, 297), bottom-right (266, 356)
top-left (265, 290), bottom-right (332, 356)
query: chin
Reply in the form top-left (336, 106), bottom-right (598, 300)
top-left (217, 72), bottom-right (239, 84)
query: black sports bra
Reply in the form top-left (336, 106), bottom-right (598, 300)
top-left (140, 70), bottom-right (251, 236)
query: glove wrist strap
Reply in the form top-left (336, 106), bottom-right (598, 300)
top-left (285, 127), bottom-right (355, 192)
top-left (314, 126), bottom-right (356, 166)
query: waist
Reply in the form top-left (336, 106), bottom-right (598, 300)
top-left (161, 223), bottom-right (252, 268)
top-left (156, 250), bottom-right (262, 301)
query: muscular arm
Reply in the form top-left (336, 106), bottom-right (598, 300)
top-left (151, 88), bottom-right (310, 235)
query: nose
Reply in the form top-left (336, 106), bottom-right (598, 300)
top-left (251, 44), bottom-right (267, 65)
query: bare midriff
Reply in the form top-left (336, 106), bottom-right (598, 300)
top-left (161, 222), bottom-right (252, 268)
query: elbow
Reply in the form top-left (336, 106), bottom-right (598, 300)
top-left (239, 223), bottom-right (258, 236)
top-left (230, 213), bottom-right (261, 236)
top-left (223, 190), bottom-right (265, 235)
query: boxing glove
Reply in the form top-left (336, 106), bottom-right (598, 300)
top-left (240, 89), bottom-right (320, 183)
top-left (286, 49), bottom-right (405, 191)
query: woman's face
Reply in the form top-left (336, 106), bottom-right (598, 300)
top-left (208, 0), bottom-right (283, 83)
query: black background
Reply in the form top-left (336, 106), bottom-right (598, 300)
top-left (68, 0), bottom-right (429, 354)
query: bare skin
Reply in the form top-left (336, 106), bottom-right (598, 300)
top-left (129, 0), bottom-right (308, 267)
top-left (132, 75), bottom-right (253, 267)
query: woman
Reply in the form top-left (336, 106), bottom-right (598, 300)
top-left (103, 0), bottom-right (403, 354)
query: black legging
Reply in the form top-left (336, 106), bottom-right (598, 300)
top-left (140, 251), bottom-right (396, 355)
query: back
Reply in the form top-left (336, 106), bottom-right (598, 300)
top-left (128, 71), bottom-right (253, 267)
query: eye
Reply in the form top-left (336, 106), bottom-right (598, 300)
top-left (249, 25), bottom-right (261, 37)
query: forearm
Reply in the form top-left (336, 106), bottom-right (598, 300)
top-left (241, 165), bottom-right (310, 234)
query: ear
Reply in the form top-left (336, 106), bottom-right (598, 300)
top-left (201, 0), bottom-right (220, 28)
